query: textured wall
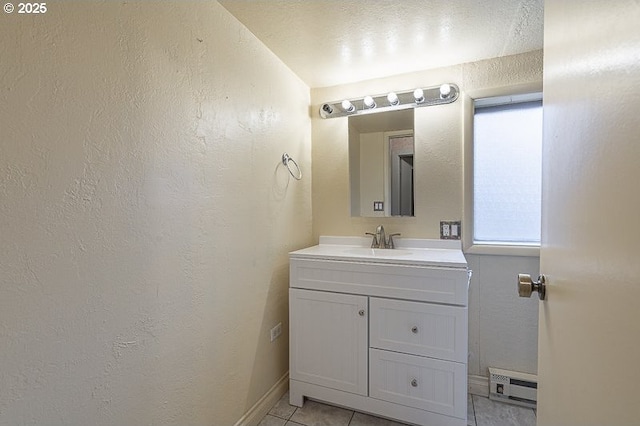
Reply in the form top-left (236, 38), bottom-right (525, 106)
top-left (0, 2), bottom-right (312, 425)
top-left (311, 51), bottom-right (543, 376)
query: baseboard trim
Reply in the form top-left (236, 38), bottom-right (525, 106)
top-left (468, 374), bottom-right (489, 397)
top-left (233, 371), bottom-right (289, 426)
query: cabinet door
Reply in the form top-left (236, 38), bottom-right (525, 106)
top-left (290, 288), bottom-right (368, 395)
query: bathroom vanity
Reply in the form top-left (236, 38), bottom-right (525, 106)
top-left (289, 236), bottom-right (470, 426)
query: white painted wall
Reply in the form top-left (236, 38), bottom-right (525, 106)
top-left (0, 2), bottom-right (312, 425)
top-left (311, 51), bottom-right (543, 378)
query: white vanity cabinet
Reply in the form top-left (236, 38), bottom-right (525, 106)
top-left (289, 237), bottom-right (469, 426)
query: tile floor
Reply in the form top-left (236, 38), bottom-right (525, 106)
top-left (258, 392), bottom-right (536, 426)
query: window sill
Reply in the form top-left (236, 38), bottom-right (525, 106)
top-left (464, 243), bottom-right (540, 257)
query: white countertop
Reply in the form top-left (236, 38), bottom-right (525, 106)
top-left (290, 236), bottom-right (468, 268)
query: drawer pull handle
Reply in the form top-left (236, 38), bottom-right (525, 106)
top-left (411, 378), bottom-right (418, 387)
top-left (411, 326), bottom-right (418, 334)
top-left (358, 309), bottom-right (365, 317)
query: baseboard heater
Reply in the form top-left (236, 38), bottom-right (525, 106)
top-left (489, 367), bottom-right (537, 409)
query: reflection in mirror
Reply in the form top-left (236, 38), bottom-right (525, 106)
top-left (349, 109), bottom-right (414, 217)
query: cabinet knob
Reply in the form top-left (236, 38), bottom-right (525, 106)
top-left (411, 378), bottom-right (418, 387)
top-left (411, 326), bottom-right (418, 334)
top-left (358, 309), bottom-right (365, 316)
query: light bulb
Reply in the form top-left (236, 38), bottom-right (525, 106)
top-left (440, 84), bottom-right (452, 99)
top-left (363, 95), bottom-right (376, 109)
top-left (341, 99), bottom-right (355, 112)
top-left (413, 88), bottom-right (425, 103)
top-left (387, 92), bottom-right (399, 106)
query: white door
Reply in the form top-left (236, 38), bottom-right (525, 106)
top-left (536, 2), bottom-right (640, 425)
top-left (289, 288), bottom-right (368, 396)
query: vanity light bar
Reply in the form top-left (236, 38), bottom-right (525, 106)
top-left (319, 83), bottom-right (459, 119)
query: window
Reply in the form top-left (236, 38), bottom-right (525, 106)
top-left (473, 93), bottom-right (542, 246)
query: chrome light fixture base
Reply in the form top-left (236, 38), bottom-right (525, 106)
top-left (319, 83), bottom-right (459, 119)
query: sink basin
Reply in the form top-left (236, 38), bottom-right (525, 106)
top-left (343, 248), bottom-right (413, 257)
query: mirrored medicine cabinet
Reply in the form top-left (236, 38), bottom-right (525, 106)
top-left (349, 109), bottom-right (415, 217)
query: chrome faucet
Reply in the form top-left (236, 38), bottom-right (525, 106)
top-left (376, 225), bottom-right (386, 249)
top-left (366, 225), bottom-right (401, 249)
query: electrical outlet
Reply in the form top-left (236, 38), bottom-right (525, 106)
top-left (441, 221), bottom-right (462, 240)
top-left (270, 322), bottom-right (282, 342)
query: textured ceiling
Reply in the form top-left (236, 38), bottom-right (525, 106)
top-left (218, 0), bottom-right (544, 88)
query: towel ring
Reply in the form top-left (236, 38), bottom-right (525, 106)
top-left (282, 153), bottom-right (302, 180)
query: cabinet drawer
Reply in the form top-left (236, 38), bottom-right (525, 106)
top-left (370, 298), bottom-right (467, 362)
top-left (369, 349), bottom-right (467, 419)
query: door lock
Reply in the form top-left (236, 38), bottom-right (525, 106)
top-left (518, 273), bottom-right (546, 300)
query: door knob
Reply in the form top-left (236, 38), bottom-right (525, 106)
top-left (518, 273), bottom-right (546, 300)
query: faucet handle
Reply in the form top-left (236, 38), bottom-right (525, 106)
top-left (365, 232), bottom-right (379, 248)
top-left (387, 233), bottom-right (401, 249)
